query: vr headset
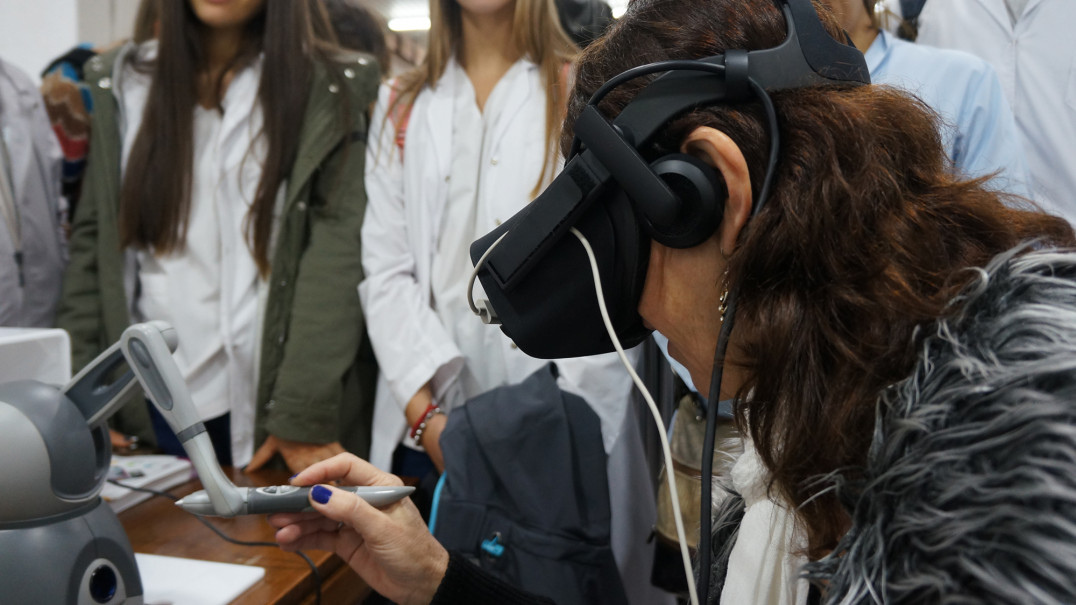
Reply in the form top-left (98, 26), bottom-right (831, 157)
top-left (469, 0), bottom-right (870, 360)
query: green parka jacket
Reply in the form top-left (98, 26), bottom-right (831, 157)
top-left (56, 45), bottom-right (379, 458)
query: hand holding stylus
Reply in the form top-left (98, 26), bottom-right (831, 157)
top-left (269, 453), bottom-right (448, 605)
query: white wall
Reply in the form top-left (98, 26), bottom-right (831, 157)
top-left (0, 0), bottom-right (79, 82)
top-left (0, 0), bottom-right (141, 83)
top-left (79, 0), bottom-right (142, 48)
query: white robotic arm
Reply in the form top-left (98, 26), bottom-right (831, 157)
top-left (119, 322), bottom-right (411, 516)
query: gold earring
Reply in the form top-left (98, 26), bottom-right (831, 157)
top-left (718, 268), bottom-right (729, 323)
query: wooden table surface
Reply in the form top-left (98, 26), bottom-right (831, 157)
top-left (118, 466), bottom-right (371, 605)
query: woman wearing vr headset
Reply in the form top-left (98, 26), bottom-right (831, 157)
top-left (274, 0), bottom-right (1074, 603)
top-left (358, 0), bottom-right (670, 602)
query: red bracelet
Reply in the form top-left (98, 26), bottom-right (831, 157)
top-left (409, 402), bottom-right (441, 440)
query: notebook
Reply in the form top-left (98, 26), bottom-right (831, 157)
top-left (102, 455), bottom-right (194, 513)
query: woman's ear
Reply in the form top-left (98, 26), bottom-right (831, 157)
top-left (681, 127), bottom-right (753, 257)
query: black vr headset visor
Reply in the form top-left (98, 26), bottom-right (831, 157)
top-left (469, 0), bottom-right (869, 360)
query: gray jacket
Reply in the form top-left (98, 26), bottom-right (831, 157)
top-left (0, 57), bottom-right (65, 327)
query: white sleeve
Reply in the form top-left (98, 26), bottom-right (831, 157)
top-left (554, 348), bottom-right (641, 453)
top-left (359, 84), bottom-right (463, 410)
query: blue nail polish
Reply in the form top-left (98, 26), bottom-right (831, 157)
top-left (312, 485), bottom-right (332, 505)
top-left (290, 474), bottom-right (298, 480)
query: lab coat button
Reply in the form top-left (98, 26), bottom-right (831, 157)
top-left (495, 218), bottom-right (502, 226)
top-left (98, 77), bottom-right (112, 90)
top-left (279, 279), bottom-right (287, 288)
top-left (510, 341), bottom-right (518, 349)
top-left (328, 83), bottom-right (340, 94)
top-left (344, 68), bottom-right (356, 79)
top-left (444, 175), bottom-right (451, 182)
top-left (296, 201), bottom-right (307, 212)
top-left (490, 157), bottom-right (499, 166)
top-left (358, 57), bottom-right (369, 65)
top-left (278, 334), bottom-right (286, 344)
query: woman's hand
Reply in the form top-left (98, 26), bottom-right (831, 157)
top-left (269, 453), bottom-right (449, 605)
top-left (109, 428), bottom-right (137, 451)
top-left (246, 435), bottom-right (346, 474)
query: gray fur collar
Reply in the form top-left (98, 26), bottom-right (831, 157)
top-left (805, 247), bottom-right (1076, 603)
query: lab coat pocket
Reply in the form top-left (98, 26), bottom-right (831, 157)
top-left (136, 271), bottom-right (171, 319)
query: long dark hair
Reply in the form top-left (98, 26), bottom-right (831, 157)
top-left (119, 0), bottom-right (337, 275)
top-left (565, 0), bottom-right (1075, 558)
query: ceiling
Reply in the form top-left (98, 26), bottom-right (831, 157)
top-left (363, 0), bottom-right (431, 22)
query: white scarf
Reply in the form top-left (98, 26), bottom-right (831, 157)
top-left (720, 437), bottom-right (809, 605)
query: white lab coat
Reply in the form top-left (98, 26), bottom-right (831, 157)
top-left (0, 58), bottom-right (65, 328)
top-left (112, 42), bottom-right (268, 466)
top-left (917, 0), bottom-right (1076, 223)
top-left (360, 57), bottom-right (674, 605)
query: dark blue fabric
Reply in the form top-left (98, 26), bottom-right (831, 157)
top-left (900, 0), bottom-right (928, 20)
top-left (147, 400), bottom-right (232, 467)
top-left (391, 443), bottom-right (436, 479)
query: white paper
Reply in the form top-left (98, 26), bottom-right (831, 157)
top-left (135, 553), bottom-right (265, 605)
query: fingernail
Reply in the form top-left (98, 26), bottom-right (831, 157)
top-left (311, 485), bottom-right (332, 505)
top-left (290, 474), bottom-right (298, 481)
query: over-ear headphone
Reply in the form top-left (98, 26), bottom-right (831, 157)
top-left (643, 154), bottom-right (726, 248)
top-left (570, 84), bottom-right (730, 249)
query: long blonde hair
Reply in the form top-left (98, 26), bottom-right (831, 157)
top-left (392, 0), bottom-right (578, 193)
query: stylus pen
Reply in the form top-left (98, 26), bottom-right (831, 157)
top-left (175, 485), bottom-right (415, 516)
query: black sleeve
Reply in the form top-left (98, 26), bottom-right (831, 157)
top-left (430, 552), bottom-right (557, 605)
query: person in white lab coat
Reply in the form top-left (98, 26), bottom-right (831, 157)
top-left (0, 57), bottom-right (65, 328)
top-left (359, 1), bottom-right (673, 603)
top-left (917, 0), bottom-right (1076, 223)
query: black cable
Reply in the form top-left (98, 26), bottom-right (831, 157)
top-left (697, 293), bottom-right (738, 604)
top-left (695, 76), bottom-right (780, 605)
top-left (747, 80), bottom-right (780, 218)
top-left (107, 479), bottom-right (322, 605)
top-left (561, 41), bottom-right (784, 605)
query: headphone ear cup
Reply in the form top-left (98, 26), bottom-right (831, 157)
top-left (644, 153), bottom-right (726, 248)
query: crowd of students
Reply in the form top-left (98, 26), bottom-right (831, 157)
top-left (2, 0), bottom-right (1075, 603)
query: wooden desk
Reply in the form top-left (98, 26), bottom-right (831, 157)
top-left (119, 467), bottom-right (372, 605)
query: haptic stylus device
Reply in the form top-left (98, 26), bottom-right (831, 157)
top-left (120, 321), bottom-right (413, 517)
top-left (175, 485), bottom-right (414, 516)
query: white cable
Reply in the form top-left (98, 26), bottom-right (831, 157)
top-left (570, 227), bottom-right (701, 605)
top-left (467, 232), bottom-right (509, 319)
